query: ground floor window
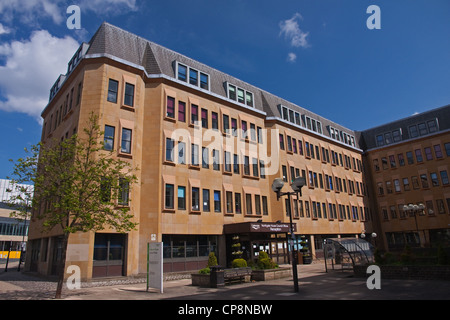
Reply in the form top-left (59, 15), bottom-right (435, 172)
top-left (162, 235), bottom-right (217, 259)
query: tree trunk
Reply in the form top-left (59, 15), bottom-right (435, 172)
top-left (55, 233), bottom-right (69, 299)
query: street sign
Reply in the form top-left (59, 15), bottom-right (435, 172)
top-left (147, 242), bottom-right (163, 293)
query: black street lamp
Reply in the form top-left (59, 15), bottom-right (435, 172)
top-left (271, 176), bottom-right (306, 293)
top-left (402, 203), bottom-right (426, 246)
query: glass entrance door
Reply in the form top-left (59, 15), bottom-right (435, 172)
top-left (93, 233), bottom-right (126, 278)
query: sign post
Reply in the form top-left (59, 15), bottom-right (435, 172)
top-left (147, 242), bottom-right (163, 293)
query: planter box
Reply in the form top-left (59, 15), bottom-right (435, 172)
top-left (191, 273), bottom-right (210, 287)
top-left (251, 267), bottom-right (292, 281)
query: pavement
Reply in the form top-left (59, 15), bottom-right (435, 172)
top-left (1, 259), bottom-right (450, 301)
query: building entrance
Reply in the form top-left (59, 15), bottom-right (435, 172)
top-left (92, 233), bottom-right (127, 278)
top-left (224, 221), bottom-right (296, 267)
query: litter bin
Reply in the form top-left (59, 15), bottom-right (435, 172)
top-left (210, 265), bottom-right (224, 288)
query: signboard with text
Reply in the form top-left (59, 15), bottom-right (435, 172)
top-left (147, 242), bottom-right (163, 293)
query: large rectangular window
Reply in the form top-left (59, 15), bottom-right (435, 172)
top-left (191, 104), bottom-right (198, 125)
top-left (203, 189), bottom-right (210, 212)
top-left (191, 187), bottom-right (200, 211)
top-left (107, 79), bottom-right (118, 103)
top-left (178, 101), bottom-right (186, 122)
top-left (191, 144), bottom-right (199, 166)
top-left (178, 186), bottom-right (186, 210)
top-left (177, 64), bottom-right (187, 82)
top-left (165, 138), bottom-right (174, 162)
top-left (166, 96), bottom-right (175, 118)
top-left (235, 193), bottom-right (242, 214)
top-left (214, 191), bottom-right (221, 212)
top-left (104, 125), bottom-right (115, 151)
top-left (226, 191), bottom-right (233, 214)
top-left (201, 108), bottom-right (208, 128)
top-left (124, 83), bottom-right (135, 107)
top-left (118, 178), bottom-right (129, 206)
top-left (121, 128), bottom-right (132, 154)
top-left (165, 184), bottom-right (174, 209)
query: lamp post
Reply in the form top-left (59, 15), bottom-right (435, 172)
top-left (402, 203), bottom-right (425, 247)
top-left (271, 176), bottom-right (306, 293)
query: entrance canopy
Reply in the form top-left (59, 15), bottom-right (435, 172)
top-left (223, 221), bottom-right (296, 234)
top-left (324, 238), bottom-right (375, 271)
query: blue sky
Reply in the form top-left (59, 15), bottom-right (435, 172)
top-left (0, 0), bottom-right (449, 179)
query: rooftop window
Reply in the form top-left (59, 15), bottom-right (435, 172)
top-left (176, 61), bottom-right (210, 91)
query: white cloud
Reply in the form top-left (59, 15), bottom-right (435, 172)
top-left (0, 30), bottom-right (79, 120)
top-left (0, 0), bottom-right (65, 25)
top-left (0, 23), bottom-right (10, 35)
top-left (287, 52), bottom-right (297, 63)
top-left (279, 13), bottom-right (310, 48)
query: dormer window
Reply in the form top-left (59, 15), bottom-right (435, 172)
top-left (175, 62), bottom-right (210, 91)
top-left (226, 82), bottom-right (254, 107)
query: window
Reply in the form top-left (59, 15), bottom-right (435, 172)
top-left (189, 69), bottom-right (198, 86)
top-left (403, 177), bottom-right (410, 191)
top-left (228, 84), bottom-right (236, 100)
top-left (100, 177), bottom-right (112, 203)
top-left (262, 196), bottom-right (268, 215)
top-left (166, 96), bottom-right (175, 118)
top-left (252, 158), bottom-right (259, 177)
top-left (104, 125), bottom-right (115, 151)
top-left (118, 178), bottom-right (129, 206)
top-left (227, 83), bottom-right (254, 107)
top-left (279, 134), bottom-right (285, 150)
top-left (178, 142), bottom-right (186, 164)
top-left (124, 83), bottom-right (135, 107)
top-left (121, 128), bottom-right (132, 154)
top-left (224, 151), bottom-right (231, 173)
top-left (190, 144), bottom-right (199, 167)
top-left (241, 120), bottom-right (248, 139)
top-left (165, 184), bottom-right (174, 209)
top-left (178, 186), bottom-right (186, 210)
top-left (409, 125), bottom-right (418, 138)
top-left (200, 73), bottom-right (209, 90)
top-left (235, 193), bottom-right (242, 214)
top-left (420, 174), bottom-right (429, 188)
top-left (412, 176), bottom-right (420, 189)
top-left (415, 149), bottom-right (423, 162)
top-left (389, 155), bottom-right (396, 168)
top-left (418, 122), bottom-right (428, 135)
top-left (192, 187), bottom-right (200, 211)
top-left (394, 179), bottom-right (401, 192)
top-left (260, 160), bottom-right (265, 179)
top-left (226, 191), bottom-right (233, 213)
top-left (203, 189), bottom-right (210, 212)
top-left (233, 154), bottom-right (240, 174)
top-left (165, 138), bottom-right (174, 162)
top-left (211, 112), bottom-right (218, 130)
top-left (202, 147), bottom-right (209, 169)
top-left (213, 149), bottom-right (220, 171)
top-left (231, 118), bottom-right (237, 136)
top-left (255, 195), bottom-right (261, 215)
top-left (214, 191), bottom-right (221, 212)
top-left (244, 156), bottom-right (250, 175)
top-left (376, 135), bottom-right (384, 147)
top-left (436, 199), bottom-right (446, 214)
top-left (245, 194), bottom-right (252, 214)
top-left (223, 114), bottom-right (229, 134)
top-left (201, 108), bottom-right (208, 128)
top-left (107, 79), bottom-right (118, 103)
top-left (178, 101), bottom-right (186, 122)
top-left (424, 147), bottom-right (433, 161)
top-left (434, 145), bottom-right (443, 158)
top-left (406, 151), bottom-right (414, 164)
top-left (177, 64), bottom-right (187, 82)
top-left (191, 104), bottom-right (199, 125)
top-left (398, 153), bottom-right (405, 166)
top-left (427, 119), bottom-right (438, 133)
top-left (440, 170), bottom-right (449, 185)
top-left (445, 143), bottom-right (450, 156)
top-left (250, 123), bottom-right (256, 141)
top-left (430, 172), bottom-right (439, 186)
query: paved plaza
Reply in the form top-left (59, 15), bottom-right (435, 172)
top-left (1, 260), bottom-right (449, 301)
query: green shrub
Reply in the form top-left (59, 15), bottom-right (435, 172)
top-left (232, 258), bottom-right (247, 268)
top-left (256, 251), bottom-right (278, 269)
top-left (198, 267), bottom-right (210, 274)
top-left (207, 252), bottom-right (218, 267)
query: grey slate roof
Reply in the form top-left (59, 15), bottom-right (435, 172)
top-left (359, 104), bottom-right (450, 150)
top-left (85, 22), bottom-right (359, 144)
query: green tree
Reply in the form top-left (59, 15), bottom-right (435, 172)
top-left (8, 113), bottom-right (139, 299)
